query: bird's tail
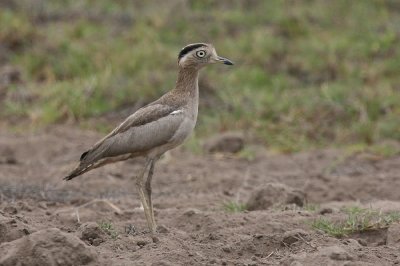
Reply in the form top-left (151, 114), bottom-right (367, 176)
top-left (63, 153), bottom-right (134, 181)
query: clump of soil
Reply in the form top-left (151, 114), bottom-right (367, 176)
top-left (203, 131), bottom-right (245, 153)
top-left (0, 228), bottom-right (98, 266)
top-left (78, 222), bottom-right (106, 246)
top-left (246, 182), bottom-right (306, 210)
top-left (387, 223), bottom-right (400, 247)
top-left (0, 214), bottom-right (33, 244)
top-left (0, 146), bottom-right (17, 165)
top-left (282, 229), bottom-right (309, 246)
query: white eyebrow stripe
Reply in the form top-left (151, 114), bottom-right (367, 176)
top-left (170, 109), bottom-right (183, 115)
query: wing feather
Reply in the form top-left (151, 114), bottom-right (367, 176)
top-left (65, 103), bottom-right (184, 180)
top-left (79, 104), bottom-right (175, 160)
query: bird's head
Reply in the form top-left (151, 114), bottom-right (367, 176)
top-left (177, 43), bottom-right (234, 69)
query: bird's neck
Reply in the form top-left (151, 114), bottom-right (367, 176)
top-left (173, 67), bottom-right (199, 120)
top-left (175, 67), bottom-right (199, 97)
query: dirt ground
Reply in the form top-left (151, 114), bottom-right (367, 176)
top-left (0, 126), bottom-right (400, 266)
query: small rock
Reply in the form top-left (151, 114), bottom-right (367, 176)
top-left (152, 236), bottom-right (160, 243)
top-left (247, 183), bottom-right (306, 210)
top-left (183, 208), bottom-right (200, 217)
top-left (209, 258), bottom-right (217, 264)
top-left (319, 207), bottom-right (333, 215)
top-left (342, 239), bottom-right (361, 248)
top-left (3, 206), bottom-right (17, 215)
top-left (254, 234), bottom-right (264, 239)
top-left (319, 245), bottom-right (353, 261)
top-left (377, 239), bottom-right (386, 246)
top-left (92, 238), bottom-right (102, 246)
top-left (0, 146), bottom-right (18, 165)
top-left (357, 239), bottom-right (368, 246)
top-left (282, 229), bottom-right (308, 246)
top-left (137, 239), bottom-right (148, 247)
top-left (223, 190), bottom-right (234, 196)
top-left (38, 202), bottom-right (47, 210)
top-left (203, 132), bottom-right (245, 154)
top-left (222, 246), bottom-right (232, 253)
top-left (4, 157), bottom-right (17, 164)
top-left (78, 222), bottom-right (105, 245)
top-left (208, 233), bottom-right (219, 240)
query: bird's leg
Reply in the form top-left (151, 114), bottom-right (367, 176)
top-left (134, 159), bottom-right (153, 235)
top-left (144, 158), bottom-right (157, 234)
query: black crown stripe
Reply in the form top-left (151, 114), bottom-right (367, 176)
top-left (178, 43), bottom-right (207, 60)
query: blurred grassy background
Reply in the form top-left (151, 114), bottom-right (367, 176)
top-left (0, 0), bottom-right (399, 152)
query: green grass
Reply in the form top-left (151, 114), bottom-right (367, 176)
top-left (237, 147), bottom-right (257, 161)
top-left (223, 201), bottom-right (247, 213)
top-left (312, 206), bottom-right (400, 237)
top-left (1, 0), bottom-right (400, 152)
top-left (303, 204), bottom-right (319, 212)
top-left (98, 221), bottom-right (118, 240)
top-left (367, 142), bottom-right (400, 157)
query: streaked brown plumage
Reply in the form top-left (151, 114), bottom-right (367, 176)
top-left (64, 43), bottom-right (233, 238)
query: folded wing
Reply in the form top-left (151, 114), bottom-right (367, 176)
top-left (64, 103), bottom-right (183, 180)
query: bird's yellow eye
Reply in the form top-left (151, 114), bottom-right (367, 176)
top-left (196, 50), bottom-right (206, 58)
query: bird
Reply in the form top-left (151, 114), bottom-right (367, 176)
top-left (64, 43), bottom-right (233, 238)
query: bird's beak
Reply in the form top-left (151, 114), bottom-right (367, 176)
top-left (217, 56), bottom-right (234, 65)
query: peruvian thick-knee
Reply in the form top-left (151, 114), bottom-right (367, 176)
top-left (64, 43), bottom-right (233, 236)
